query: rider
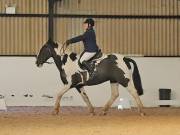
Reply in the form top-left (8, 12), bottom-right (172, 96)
top-left (65, 18), bottom-right (100, 76)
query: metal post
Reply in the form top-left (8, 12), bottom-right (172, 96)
top-left (48, 0), bottom-right (54, 41)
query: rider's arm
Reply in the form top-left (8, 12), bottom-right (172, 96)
top-left (68, 34), bottom-right (84, 44)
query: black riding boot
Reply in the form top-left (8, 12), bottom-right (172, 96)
top-left (82, 61), bottom-right (95, 78)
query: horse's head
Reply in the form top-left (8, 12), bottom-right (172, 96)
top-left (36, 39), bottom-right (58, 67)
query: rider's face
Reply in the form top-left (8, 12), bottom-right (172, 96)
top-left (83, 23), bottom-right (89, 31)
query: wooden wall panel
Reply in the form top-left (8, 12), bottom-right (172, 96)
top-left (0, 0), bottom-right (48, 14)
top-left (0, 0), bottom-right (179, 56)
top-left (54, 18), bottom-right (179, 56)
top-left (0, 17), bottom-right (47, 55)
top-left (55, 0), bottom-right (179, 15)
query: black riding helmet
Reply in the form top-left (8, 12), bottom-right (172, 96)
top-left (84, 18), bottom-right (95, 27)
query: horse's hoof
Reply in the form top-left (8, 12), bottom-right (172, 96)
top-left (99, 111), bottom-right (107, 116)
top-left (140, 112), bottom-right (146, 116)
top-left (52, 110), bottom-right (59, 116)
top-left (89, 112), bottom-right (95, 116)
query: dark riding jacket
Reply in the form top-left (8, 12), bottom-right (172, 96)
top-left (68, 28), bottom-right (99, 52)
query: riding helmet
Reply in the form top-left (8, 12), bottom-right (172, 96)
top-left (84, 18), bottom-right (95, 27)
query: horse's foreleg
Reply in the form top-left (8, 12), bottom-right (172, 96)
top-left (52, 85), bottom-right (70, 115)
top-left (101, 83), bottom-right (119, 115)
top-left (127, 82), bottom-right (145, 116)
top-left (78, 87), bottom-right (95, 115)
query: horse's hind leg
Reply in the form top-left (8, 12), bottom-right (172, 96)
top-left (77, 87), bottom-right (95, 115)
top-left (127, 82), bottom-right (145, 116)
top-left (100, 83), bottom-right (119, 115)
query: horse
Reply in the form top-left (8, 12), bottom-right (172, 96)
top-left (36, 39), bottom-right (145, 116)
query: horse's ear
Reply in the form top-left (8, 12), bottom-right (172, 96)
top-left (54, 42), bottom-right (58, 48)
top-left (46, 39), bottom-right (58, 48)
top-left (47, 38), bottom-right (53, 44)
top-left (49, 42), bottom-right (58, 48)
top-left (69, 52), bottom-right (77, 61)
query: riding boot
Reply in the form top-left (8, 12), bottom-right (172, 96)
top-left (82, 61), bottom-right (95, 78)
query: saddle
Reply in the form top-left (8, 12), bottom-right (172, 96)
top-left (78, 49), bottom-right (103, 70)
top-left (87, 49), bottom-right (103, 62)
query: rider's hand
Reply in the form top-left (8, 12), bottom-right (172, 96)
top-left (65, 40), bottom-right (71, 46)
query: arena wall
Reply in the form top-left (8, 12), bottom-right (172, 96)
top-left (0, 56), bottom-right (180, 107)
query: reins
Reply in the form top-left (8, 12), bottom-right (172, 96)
top-left (60, 42), bottom-right (67, 55)
top-left (44, 41), bottom-right (67, 65)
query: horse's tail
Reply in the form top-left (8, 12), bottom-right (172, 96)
top-left (123, 57), bottom-right (143, 95)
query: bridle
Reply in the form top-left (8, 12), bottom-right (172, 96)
top-left (38, 42), bottom-right (68, 65)
top-left (43, 45), bottom-right (55, 64)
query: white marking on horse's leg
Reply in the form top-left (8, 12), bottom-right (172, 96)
top-left (79, 87), bottom-right (95, 115)
top-left (52, 85), bottom-right (71, 115)
top-left (101, 83), bottom-right (119, 115)
top-left (127, 82), bottom-right (145, 116)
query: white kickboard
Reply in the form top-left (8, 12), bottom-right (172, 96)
top-left (118, 98), bottom-right (131, 110)
top-left (0, 97), bottom-right (7, 111)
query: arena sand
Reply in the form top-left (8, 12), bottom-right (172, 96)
top-left (0, 107), bottom-right (180, 135)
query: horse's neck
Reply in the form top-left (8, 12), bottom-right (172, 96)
top-left (62, 59), bottom-right (80, 79)
top-left (55, 45), bottom-right (82, 75)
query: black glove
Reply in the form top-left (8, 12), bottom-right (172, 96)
top-left (65, 40), bottom-right (71, 46)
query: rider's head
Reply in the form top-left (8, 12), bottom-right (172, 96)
top-left (83, 18), bottom-right (95, 30)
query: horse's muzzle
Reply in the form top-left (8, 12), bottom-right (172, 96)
top-left (35, 60), bottom-right (42, 67)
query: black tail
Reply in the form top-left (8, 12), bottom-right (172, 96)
top-left (123, 57), bottom-right (143, 95)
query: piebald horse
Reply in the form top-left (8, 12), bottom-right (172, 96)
top-left (36, 40), bottom-right (145, 116)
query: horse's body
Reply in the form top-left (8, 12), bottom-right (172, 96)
top-left (36, 40), bottom-right (145, 116)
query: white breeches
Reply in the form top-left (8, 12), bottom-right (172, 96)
top-left (79, 52), bottom-right (96, 63)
